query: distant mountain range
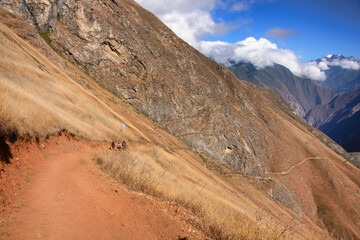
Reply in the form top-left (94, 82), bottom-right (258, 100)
top-left (316, 55), bottom-right (360, 94)
top-left (227, 55), bottom-right (360, 152)
top-left (227, 62), bottom-right (336, 118)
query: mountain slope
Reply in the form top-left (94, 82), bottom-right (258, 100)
top-left (228, 62), bottom-right (336, 118)
top-left (1, 1), bottom-right (360, 238)
top-left (323, 66), bottom-right (360, 93)
top-left (343, 74), bottom-right (360, 93)
top-left (0, 16), bottom-right (314, 239)
top-left (0, 20), bottom-right (123, 141)
top-left (316, 55), bottom-right (360, 93)
top-left (306, 89), bottom-right (360, 152)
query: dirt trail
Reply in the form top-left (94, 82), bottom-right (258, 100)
top-left (0, 140), bottom-right (197, 240)
top-left (267, 157), bottom-right (327, 175)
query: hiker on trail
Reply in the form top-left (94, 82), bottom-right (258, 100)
top-left (122, 140), bottom-right (126, 150)
top-left (111, 141), bottom-right (115, 150)
top-left (117, 142), bottom-right (121, 150)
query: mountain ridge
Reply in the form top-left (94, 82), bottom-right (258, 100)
top-left (227, 62), bottom-right (336, 118)
top-left (315, 55), bottom-right (360, 93)
top-left (1, 1), bottom-right (360, 238)
top-left (227, 58), bottom-right (360, 154)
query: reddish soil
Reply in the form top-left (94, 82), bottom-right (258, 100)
top-left (0, 136), bottom-right (201, 239)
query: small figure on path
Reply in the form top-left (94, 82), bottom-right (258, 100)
top-left (122, 140), bottom-right (126, 150)
top-left (117, 142), bottom-right (121, 150)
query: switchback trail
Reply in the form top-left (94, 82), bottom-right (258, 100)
top-left (267, 157), bottom-right (327, 175)
top-left (0, 140), bottom-right (197, 240)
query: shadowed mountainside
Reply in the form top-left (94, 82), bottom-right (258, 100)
top-left (323, 66), bottom-right (360, 93)
top-left (306, 89), bottom-right (360, 152)
top-left (228, 62), bottom-right (336, 119)
top-left (1, 1), bottom-right (360, 238)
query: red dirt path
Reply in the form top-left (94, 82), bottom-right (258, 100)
top-left (0, 136), bottom-right (200, 239)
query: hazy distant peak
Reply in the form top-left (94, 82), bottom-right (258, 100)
top-left (326, 54), bottom-right (345, 60)
top-left (316, 55), bottom-right (360, 71)
top-left (322, 54), bottom-right (360, 62)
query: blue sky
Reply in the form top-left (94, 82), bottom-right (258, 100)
top-left (208, 0), bottom-right (360, 61)
top-left (135, 0), bottom-right (360, 80)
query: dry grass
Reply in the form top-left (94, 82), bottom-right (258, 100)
top-left (0, 22), bottom-right (295, 239)
top-left (0, 22), bottom-right (132, 141)
top-left (95, 145), bottom-right (286, 240)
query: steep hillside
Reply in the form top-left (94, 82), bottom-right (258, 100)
top-left (0, 23), bottom-right (122, 142)
top-left (306, 89), bottom-right (360, 152)
top-left (0, 14), bottom-right (330, 240)
top-left (228, 62), bottom-right (336, 118)
top-left (1, 1), bottom-right (360, 238)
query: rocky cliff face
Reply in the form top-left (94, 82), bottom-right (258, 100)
top-left (2, 1), bottom-right (360, 238)
top-left (228, 62), bottom-right (336, 119)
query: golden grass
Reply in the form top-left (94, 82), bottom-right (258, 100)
top-left (0, 22), bottom-right (132, 141)
top-left (0, 22), bottom-right (299, 239)
top-left (95, 145), bottom-right (286, 240)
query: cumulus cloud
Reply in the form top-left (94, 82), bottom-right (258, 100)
top-left (319, 57), bottom-right (360, 70)
top-left (134, 0), bottom-right (228, 45)
top-left (266, 27), bottom-right (296, 39)
top-left (198, 37), bottom-right (327, 80)
top-left (161, 10), bottom-right (229, 46)
top-left (134, 0), bottom-right (338, 81)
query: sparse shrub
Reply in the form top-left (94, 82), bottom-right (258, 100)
top-left (94, 155), bottom-right (103, 165)
top-left (37, 30), bottom-right (51, 45)
top-left (199, 154), bottom-right (207, 164)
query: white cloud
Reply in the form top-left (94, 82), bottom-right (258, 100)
top-left (161, 10), bottom-right (229, 46)
top-left (134, 0), bottom-right (225, 45)
top-left (320, 58), bottom-right (360, 70)
top-left (198, 37), bottom-right (327, 81)
top-left (135, 0), bottom-right (331, 81)
top-left (318, 61), bottom-right (330, 71)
